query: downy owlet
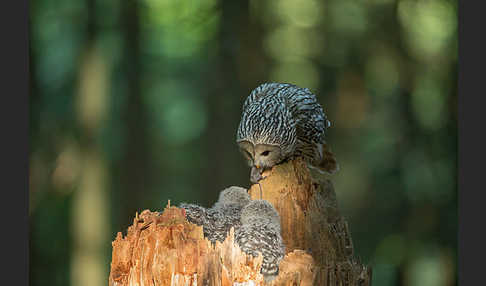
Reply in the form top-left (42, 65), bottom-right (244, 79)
top-left (236, 82), bottom-right (338, 183)
top-left (235, 199), bottom-right (285, 283)
top-left (180, 186), bottom-right (251, 244)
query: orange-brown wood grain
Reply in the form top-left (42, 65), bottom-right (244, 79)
top-left (108, 159), bottom-right (371, 285)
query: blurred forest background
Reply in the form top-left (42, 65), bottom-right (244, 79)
top-left (29, 0), bottom-right (457, 285)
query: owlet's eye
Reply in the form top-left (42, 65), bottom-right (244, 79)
top-left (261, 151), bottom-right (270, 156)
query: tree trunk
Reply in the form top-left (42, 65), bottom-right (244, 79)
top-left (108, 158), bottom-right (372, 285)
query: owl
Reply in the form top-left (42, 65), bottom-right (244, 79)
top-left (212, 185), bottom-right (252, 210)
top-left (235, 199), bottom-right (285, 283)
top-left (236, 82), bottom-right (338, 183)
top-left (180, 186), bottom-right (251, 244)
top-left (179, 202), bottom-right (207, 226)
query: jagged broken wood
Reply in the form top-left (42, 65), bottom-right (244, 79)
top-left (108, 158), bottom-right (372, 285)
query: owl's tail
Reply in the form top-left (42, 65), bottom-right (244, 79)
top-left (313, 142), bottom-right (339, 175)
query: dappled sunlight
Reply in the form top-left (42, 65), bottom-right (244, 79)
top-left (398, 0), bottom-right (457, 61)
top-left (29, 0), bottom-right (457, 285)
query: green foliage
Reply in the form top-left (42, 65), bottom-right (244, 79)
top-left (29, 0), bottom-right (457, 285)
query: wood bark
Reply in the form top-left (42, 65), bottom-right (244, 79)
top-left (108, 158), bottom-right (372, 285)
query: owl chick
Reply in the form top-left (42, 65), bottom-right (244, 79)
top-left (204, 186), bottom-right (251, 243)
top-left (180, 186), bottom-right (251, 244)
top-left (179, 202), bottom-right (207, 226)
top-left (212, 185), bottom-right (251, 210)
top-left (235, 200), bottom-right (285, 283)
top-left (236, 82), bottom-right (338, 183)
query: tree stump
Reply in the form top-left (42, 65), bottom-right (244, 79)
top-left (108, 158), bottom-right (372, 285)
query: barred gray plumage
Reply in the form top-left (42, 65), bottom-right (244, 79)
top-left (236, 82), bottom-right (338, 183)
top-left (179, 203), bottom-right (207, 226)
top-left (235, 200), bottom-right (285, 283)
top-left (180, 186), bottom-right (251, 244)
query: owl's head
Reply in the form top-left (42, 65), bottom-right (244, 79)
top-left (236, 94), bottom-right (297, 164)
top-left (237, 140), bottom-right (284, 170)
top-left (213, 186), bottom-right (251, 209)
top-left (240, 200), bottom-right (281, 231)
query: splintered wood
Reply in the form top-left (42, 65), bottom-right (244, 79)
top-left (108, 158), bottom-right (372, 285)
top-left (109, 207), bottom-right (315, 286)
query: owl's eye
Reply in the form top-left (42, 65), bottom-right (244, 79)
top-left (261, 151), bottom-right (270, 156)
top-left (241, 149), bottom-right (252, 159)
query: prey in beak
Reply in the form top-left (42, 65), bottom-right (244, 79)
top-left (250, 165), bottom-right (264, 184)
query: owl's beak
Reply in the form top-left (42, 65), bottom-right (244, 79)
top-left (255, 164), bottom-right (260, 169)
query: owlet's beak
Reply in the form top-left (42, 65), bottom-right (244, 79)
top-left (255, 164), bottom-right (260, 169)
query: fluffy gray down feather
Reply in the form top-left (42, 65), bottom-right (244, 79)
top-left (235, 200), bottom-right (285, 282)
top-left (180, 186), bottom-right (251, 244)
